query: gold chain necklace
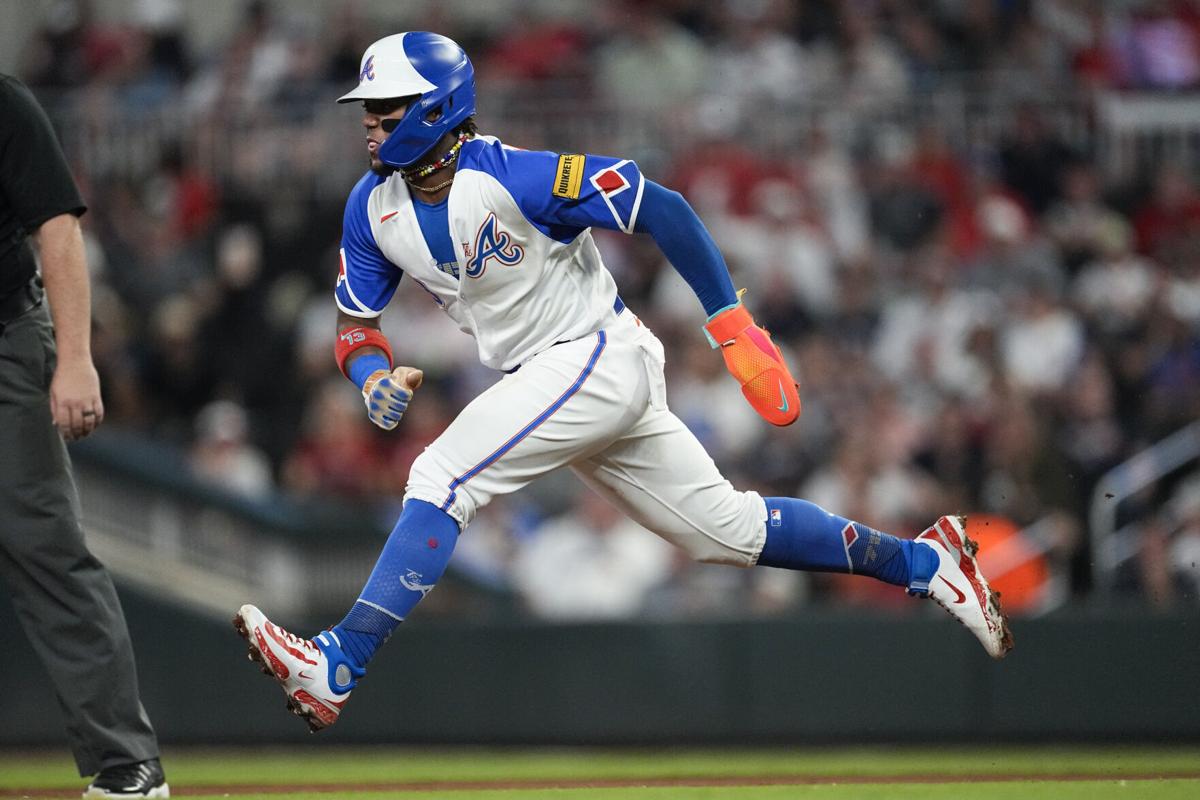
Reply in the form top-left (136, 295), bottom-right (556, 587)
top-left (406, 176), bottom-right (454, 193)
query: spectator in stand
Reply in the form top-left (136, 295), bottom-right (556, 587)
top-left (1071, 7), bottom-right (1124, 91)
top-left (834, 0), bottom-right (911, 115)
top-left (872, 245), bottom-right (1001, 401)
top-left (481, 10), bottom-right (589, 85)
top-left (1112, 1), bottom-right (1200, 90)
top-left (1044, 160), bottom-right (1127, 273)
top-left (866, 128), bottom-right (944, 254)
top-left (998, 104), bottom-right (1075, 216)
top-left (717, 177), bottom-right (838, 322)
top-left (705, 0), bottom-right (815, 110)
top-left (282, 378), bottom-right (387, 501)
top-left (666, 110), bottom-right (771, 219)
top-left (1056, 350), bottom-right (1127, 520)
top-left (189, 399), bottom-right (274, 499)
top-left (1071, 218), bottom-right (1160, 335)
top-left (893, 6), bottom-right (961, 92)
top-left (666, 333), bottom-right (765, 464)
top-left (1165, 246), bottom-right (1200, 325)
top-left (1140, 308), bottom-right (1200, 436)
top-left (966, 191), bottom-right (1064, 299)
top-left (511, 489), bottom-right (676, 620)
top-left (594, 0), bottom-right (708, 120)
top-left (796, 126), bottom-right (870, 263)
top-left (1133, 167), bottom-right (1200, 259)
top-left (140, 294), bottom-right (217, 436)
top-left (1001, 275), bottom-right (1086, 397)
top-left (979, 391), bottom-right (1079, 529)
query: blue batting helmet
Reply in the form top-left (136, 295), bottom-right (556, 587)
top-left (338, 31), bottom-right (475, 168)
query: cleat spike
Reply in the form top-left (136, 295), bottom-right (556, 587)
top-left (912, 515), bottom-right (1013, 659)
top-left (233, 604), bottom-right (359, 733)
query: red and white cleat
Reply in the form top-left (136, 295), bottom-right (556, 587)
top-left (232, 604), bottom-right (363, 732)
top-left (908, 516), bottom-right (1014, 659)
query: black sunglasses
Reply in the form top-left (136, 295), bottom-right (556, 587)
top-left (362, 97), bottom-right (411, 116)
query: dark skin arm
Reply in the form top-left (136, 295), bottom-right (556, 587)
top-left (337, 310), bottom-right (423, 393)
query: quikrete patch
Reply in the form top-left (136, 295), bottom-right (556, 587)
top-left (553, 154), bottom-right (585, 199)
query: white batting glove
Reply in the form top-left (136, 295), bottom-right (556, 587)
top-left (362, 367), bottom-right (423, 430)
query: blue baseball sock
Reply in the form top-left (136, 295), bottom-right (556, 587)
top-left (330, 499), bottom-right (460, 668)
top-left (758, 497), bottom-right (935, 587)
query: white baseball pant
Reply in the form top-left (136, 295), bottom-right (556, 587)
top-left (405, 310), bottom-right (767, 566)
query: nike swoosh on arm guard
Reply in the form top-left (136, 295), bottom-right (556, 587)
top-left (703, 301), bottom-right (801, 427)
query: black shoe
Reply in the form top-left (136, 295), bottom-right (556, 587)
top-left (84, 757), bottom-right (169, 798)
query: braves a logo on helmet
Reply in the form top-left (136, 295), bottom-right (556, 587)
top-left (359, 54), bottom-right (375, 83)
top-left (465, 213), bottom-right (524, 278)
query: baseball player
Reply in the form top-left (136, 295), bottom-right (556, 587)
top-left (235, 32), bottom-right (1012, 732)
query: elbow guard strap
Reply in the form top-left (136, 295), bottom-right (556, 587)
top-left (335, 326), bottom-right (393, 379)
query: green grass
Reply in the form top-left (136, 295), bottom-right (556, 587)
top-left (135, 785), bottom-right (1200, 800)
top-left (1, 746), bottom-right (1196, 799)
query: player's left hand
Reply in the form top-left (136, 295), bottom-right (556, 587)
top-left (362, 366), bottom-right (423, 430)
top-left (703, 301), bottom-right (801, 427)
top-left (50, 355), bottom-right (105, 441)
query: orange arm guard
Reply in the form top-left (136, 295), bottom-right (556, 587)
top-left (703, 302), bottom-right (801, 427)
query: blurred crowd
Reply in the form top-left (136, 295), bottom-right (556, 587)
top-left (14, 0), bottom-right (1200, 618)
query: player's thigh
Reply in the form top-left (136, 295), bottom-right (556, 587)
top-left (407, 330), bottom-right (649, 527)
top-left (572, 407), bottom-right (766, 566)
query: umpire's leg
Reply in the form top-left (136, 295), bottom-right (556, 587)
top-left (0, 304), bottom-right (159, 776)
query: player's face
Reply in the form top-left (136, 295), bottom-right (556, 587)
top-left (362, 98), bottom-right (410, 173)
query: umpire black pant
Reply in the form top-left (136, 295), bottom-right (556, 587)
top-left (0, 300), bottom-right (159, 776)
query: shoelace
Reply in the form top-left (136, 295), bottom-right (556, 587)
top-left (92, 760), bottom-right (162, 790)
top-left (271, 624), bottom-right (318, 653)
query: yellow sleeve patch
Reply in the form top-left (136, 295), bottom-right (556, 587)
top-left (552, 154), bottom-right (585, 200)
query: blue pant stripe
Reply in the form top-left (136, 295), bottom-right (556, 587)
top-left (440, 331), bottom-right (607, 510)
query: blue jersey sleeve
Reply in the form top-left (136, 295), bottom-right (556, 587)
top-left (475, 145), bottom-right (646, 238)
top-left (335, 171), bottom-right (402, 317)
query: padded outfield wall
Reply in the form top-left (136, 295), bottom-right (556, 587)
top-left (1, 588), bottom-right (1197, 745)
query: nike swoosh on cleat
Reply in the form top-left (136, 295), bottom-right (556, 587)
top-left (939, 576), bottom-right (967, 604)
top-left (775, 380), bottom-right (789, 412)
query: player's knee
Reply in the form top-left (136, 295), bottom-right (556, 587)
top-left (690, 539), bottom-right (758, 568)
top-left (679, 489), bottom-right (766, 568)
top-left (405, 448), bottom-right (476, 529)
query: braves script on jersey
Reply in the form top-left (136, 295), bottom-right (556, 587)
top-left (336, 136), bottom-right (644, 371)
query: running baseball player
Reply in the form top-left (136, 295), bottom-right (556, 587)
top-left (235, 32), bottom-right (1012, 732)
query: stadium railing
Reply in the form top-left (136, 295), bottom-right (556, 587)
top-left (1089, 419), bottom-right (1200, 593)
top-left (35, 81), bottom-right (1115, 195)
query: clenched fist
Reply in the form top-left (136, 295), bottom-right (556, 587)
top-left (362, 366), bottom-right (423, 430)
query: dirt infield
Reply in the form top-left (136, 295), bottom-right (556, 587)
top-left (12, 772), bottom-right (1200, 796)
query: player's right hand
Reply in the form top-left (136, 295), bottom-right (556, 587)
top-left (362, 366), bottom-right (423, 430)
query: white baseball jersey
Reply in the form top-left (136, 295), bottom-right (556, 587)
top-left (336, 135), bottom-right (640, 372)
top-left (335, 136), bottom-right (767, 566)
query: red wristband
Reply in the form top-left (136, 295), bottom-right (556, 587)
top-left (335, 326), bottom-right (393, 378)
